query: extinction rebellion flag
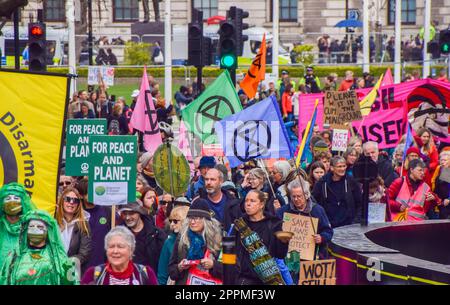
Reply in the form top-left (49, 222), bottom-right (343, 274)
top-left (0, 70), bottom-right (69, 215)
top-left (181, 70), bottom-right (242, 144)
top-left (215, 95), bottom-right (293, 168)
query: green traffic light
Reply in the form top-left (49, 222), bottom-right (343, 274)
top-left (442, 43), bottom-right (450, 53)
top-left (221, 54), bottom-right (236, 68)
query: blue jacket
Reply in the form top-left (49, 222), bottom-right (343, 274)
top-left (187, 176), bottom-right (205, 200)
top-left (157, 232), bottom-right (177, 285)
top-left (284, 121), bottom-right (298, 153)
top-left (276, 198), bottom-right (333, 259)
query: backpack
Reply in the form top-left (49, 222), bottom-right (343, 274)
top-left (93, 263), bottom-right (149, 285)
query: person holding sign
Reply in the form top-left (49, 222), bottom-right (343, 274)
top-left (312, 156), bottom-right (362, 228)
top-left (233, 191), bottom-right (289, 285)
top-left (276, 178), bottom-right (333, 260)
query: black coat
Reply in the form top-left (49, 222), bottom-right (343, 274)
top-left (377, 154), bottom-right (399, 187)
top-left (233, 213), bottom-right (288, 285)
top-left (312, 172), bottom-right (362, 228)
top-left (67, 221), bottom-right (92, 274)
top-left (125, 215), bottom-right (167, 276)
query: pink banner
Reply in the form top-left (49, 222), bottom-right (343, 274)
top-left (298, 79), bottom-right (450, 147)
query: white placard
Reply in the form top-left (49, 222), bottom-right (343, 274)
top-left (368, 202), bottom-right (386, 224)
top-left (88, 66), bottom-right (115, 87)
top-left (93, 182), bottom-right (128, 206)
top-left (331, 129), bottom-right (349, 152)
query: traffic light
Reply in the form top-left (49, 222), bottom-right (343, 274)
top-left (202, 36), bottom-right (213, 66)
top-left (188, 20), bottom-right (203, 67)
top-left (0, 0), bottom-right (28, 18)
top-left (232, 7), bottom-right (249, 56)
top-left (28, 23), bottom-right (47, 71)
top-left (218, 19), bottom-right (237, 69)
top-left (439, 29), bottom-right (450, 54)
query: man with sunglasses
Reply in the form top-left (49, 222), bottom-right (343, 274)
top-left (119, 200), bottom-right (167, 276)
top-left (59, 173), bottom-right (74, 195)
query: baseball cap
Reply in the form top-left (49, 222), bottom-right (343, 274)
top-left (281, 70), bottom-right (289, 75)
top-left (131, 89), bottom-right (140, 98)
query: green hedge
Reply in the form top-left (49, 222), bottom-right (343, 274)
top-left (47, 65), bottom-right (445, 78)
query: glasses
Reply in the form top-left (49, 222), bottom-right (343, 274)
top-left (64, 196), bottom-right (81, 204)
top-left (169, 219), bottom-right (181, 224)
top-left (160, 200), bottom-right (171, 205)
top-left (291, 194), bottom-right (305, 200)
top-left (189, 217), bottom-right (202, 222)
top-left (59, 181), bottom-right (71, 186)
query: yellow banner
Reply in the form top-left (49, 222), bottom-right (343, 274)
top-left (0, 70), bottom-right (69, 215)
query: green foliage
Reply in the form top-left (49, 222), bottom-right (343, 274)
top-left (292, 44), bottom-right (315, 66)
top-left (124, 42), bottom-right (151, 66)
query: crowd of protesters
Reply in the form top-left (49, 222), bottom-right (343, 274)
top-left (0, 60), bottom-right (449, 286)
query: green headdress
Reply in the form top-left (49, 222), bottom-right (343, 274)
top-left (18, 210), bottom-right (77, 285)
top-left (0, 183), bottom-right (36, 218)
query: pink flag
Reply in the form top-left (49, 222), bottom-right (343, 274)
top-left (178, 120), bottom-right (193, 160)
top-left (129, 67), bottom-right (162, 154)
top-left (381, 68), bottom-right (394, 86)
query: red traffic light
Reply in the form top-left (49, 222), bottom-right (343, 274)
top-left (30, 25), bottom-right (44, 36)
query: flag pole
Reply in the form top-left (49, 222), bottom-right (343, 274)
top-left (257, 159), bottom-right (277, 199)
top-left (111, 204), bottom-right (116, 229)
top-left (296, 99), bottom-right (319, 167)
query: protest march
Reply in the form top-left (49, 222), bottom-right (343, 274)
top-left (0, 37), bottom-right (449, 288)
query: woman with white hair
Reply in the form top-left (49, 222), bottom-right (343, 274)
top-left (168, 199), bottom-right (223, 285)
top-left (81, 226), bottom-right (158, 285)
top-left (271, 160), bottom-right (292, 205)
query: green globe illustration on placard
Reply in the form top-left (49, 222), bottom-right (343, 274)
top-left (95, 186), bottom-right (106, 196)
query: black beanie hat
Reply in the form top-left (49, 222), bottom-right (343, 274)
top-left (187, 199), bottom-right (211, 220)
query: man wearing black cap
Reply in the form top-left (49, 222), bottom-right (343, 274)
top-left (119, 200), bottom-right (167, 275)
top-left (299, 66), bottom-right (321, 93)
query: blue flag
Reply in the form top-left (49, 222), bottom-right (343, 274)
top-left (214, 96), bottom-right (293, 168)
top-left (402, 122), bottom-right (413, 161)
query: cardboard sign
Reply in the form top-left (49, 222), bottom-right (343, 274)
top-left (88, 66), bottom-right (115, 87)
top-left (323, 91), bottom-right (345, 129)
top-left (331, 129), bottom-right (349, 152)
top-left (66, 119), bottom-right (107, 176)
top-left (88, 135), bottom-right (137, 205)
top-left (368, 202), bottom-right (387, 224)
top-left (335, 90), bottom-right (363, 124)
top-left (299, 259), bottom-right (336, 285)
top-left (282, 213), bottom-right (319, 261)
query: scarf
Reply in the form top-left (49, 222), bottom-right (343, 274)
top-left (187, 229), bottom-right (205, 260)
top-left (105, 261), bottom-right (134, 280)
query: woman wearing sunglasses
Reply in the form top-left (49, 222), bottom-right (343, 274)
top-left (56, 187), bottom-right (92, 279)
top-left (157, 205), bottom-right (189, 285)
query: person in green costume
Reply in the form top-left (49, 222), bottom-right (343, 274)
top-left (0, 183), bottom-right (37, 269)
top-left (0, 210), bottom-right (78, 285)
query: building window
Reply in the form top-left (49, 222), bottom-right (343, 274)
top-left (192, 0), bottom-right (218, 19)
top-left (113, 0), bottom-right (139, 22)
top-left (388, 0), bottom-right (416, 25)
top-left (270, 0), bottom-right (298, 22)
top-left (44, 0), bottom-right (65, 22)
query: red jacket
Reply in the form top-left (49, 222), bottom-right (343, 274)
top-left (395, 166), bottom-right (432, 186)
top-left (387, 175), bottom-right (441, 214)
top-left (338, 79), bottom-right (354, 91)
top-left (414, 135), bottom-right (439, 175)
top-left (281, 92), bottom-right (293, 116)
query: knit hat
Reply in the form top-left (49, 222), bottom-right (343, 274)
top-left (313, 140), bottom-right (329, 152)
top-left (406, 147), bottom-right (420, 156)
top-left (199, 156), bottom-right (216, 169)
top-left (187, 199), bottom-right (211, 220)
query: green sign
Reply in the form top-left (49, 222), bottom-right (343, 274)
top-left (66, 119), bottom-right (107, 176)
top-left (153, 143), bottom-right (191, 197)
top-left (88, 135), bottom-right (137, 205)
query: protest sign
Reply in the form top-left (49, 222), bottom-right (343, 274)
top-left (331, 129), bottom-right (349, 152)
top-left (323, 91), bottom-right (345, 129)
top-left (88, 66), bottom-right (115, 87)
top-left (335, 90), bottom-right (362, 124)
top-left (368, 203), bottom-right (387, 224)
top-left (282, 212), bottom-right (318, 261)
top-left (66, 119), bottom-right (107, 176)
top-left (299, 259), bottom-right (336, 285)
top-left (88, 135), bottom-right (137, 205)
top-left (201, 143), bottom-right (225, 157)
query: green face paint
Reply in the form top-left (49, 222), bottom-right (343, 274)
top-left (27, 219), bottom-right (48, 246)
